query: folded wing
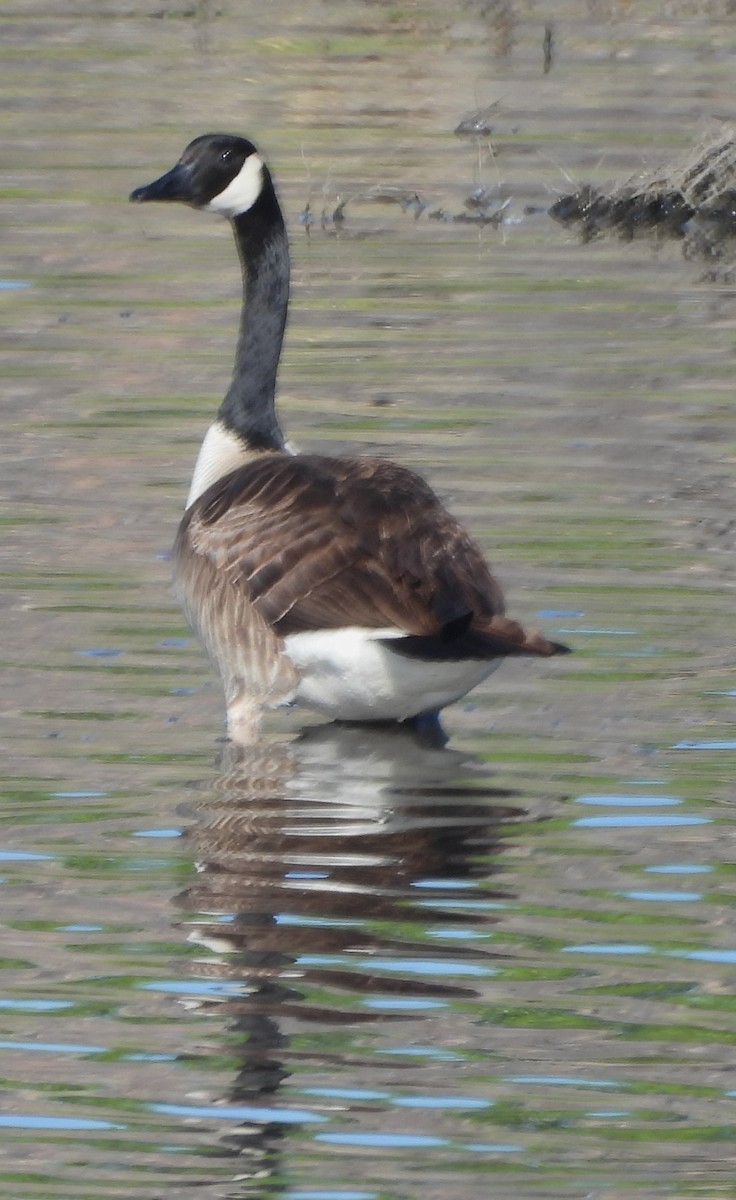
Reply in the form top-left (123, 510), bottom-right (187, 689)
top-left (176, 452), bottom-right (567, 664)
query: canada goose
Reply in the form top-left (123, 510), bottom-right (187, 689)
top-left (130, 133), bottom-right (570, 745)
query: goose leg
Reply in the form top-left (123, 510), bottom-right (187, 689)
top-left (403, 710), bottom-right (448, 749)
top-left (225, 681), bottom-right (264, 748)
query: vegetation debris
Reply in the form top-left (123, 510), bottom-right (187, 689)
top-left (549, 127), bottom-right (736, 273)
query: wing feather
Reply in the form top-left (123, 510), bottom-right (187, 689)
top-left (173, 530), bottom-right (299, 709)
top-left (178, 452), bottom-right (506, 639)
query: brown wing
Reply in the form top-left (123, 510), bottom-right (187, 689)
top-left (177, 452), bottom-right (507, 640)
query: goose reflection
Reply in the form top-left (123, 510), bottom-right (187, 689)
top-left (173, 723), bottom-right (528, 1186)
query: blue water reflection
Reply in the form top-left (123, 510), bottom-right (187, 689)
top-left (0, 850), bottom-right (53, 861)
top-left (505, 1075), bottom-right (618, 1088)
top-left (573, 814), bottom-right (709, 828)
top-left (152, 1102), bottom-right (327, 1124)
top-left (286, 1192), bottom-right (376, 1200)
top-left (646, 864), bottom-right (713, 874)
top-left (0, 1039), bottom-right (106, 1054)
top-left (286, 1193), bottom-right (376, 1200)
top-left (674, 739), bottom-right (736, 750)
top-left (0, 1114), bottom-right (124, 1130)
top-left (619, 890), bottom-right (703, 902)
top-left (574, 795), bottom-right (681, 805)
top-left (0, 999), bottom-right (73, 1011)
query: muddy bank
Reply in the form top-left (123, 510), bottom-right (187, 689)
top-left (550, 126), bottom-right (736, 276)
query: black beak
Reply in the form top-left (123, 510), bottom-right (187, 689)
top-left (129, 161), bottom-right (194, 204)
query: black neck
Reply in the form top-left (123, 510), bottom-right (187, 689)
top-left (217, 177), bottom-right (289, 451)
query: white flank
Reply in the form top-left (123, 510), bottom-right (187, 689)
top-left (284, 627), bottom-right (500, 722)
top-left (206, 153), bottom-right (264, 218)
top-left (186, 420), bottom-right (251, 508)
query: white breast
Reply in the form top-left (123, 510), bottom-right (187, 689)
top-left (284, 627), bottom-right (499, 721)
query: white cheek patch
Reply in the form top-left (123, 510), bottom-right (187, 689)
top-left (206, 153), bottom-right (264, 218)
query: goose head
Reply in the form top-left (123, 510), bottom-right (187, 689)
top-left (129, 133), bottom-right (270, 220)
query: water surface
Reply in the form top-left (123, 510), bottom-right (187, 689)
top-left (2, 3), bottom-right (735, 1197)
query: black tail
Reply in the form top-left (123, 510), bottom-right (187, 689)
top-left (382, 614), bottom-right (572, 663)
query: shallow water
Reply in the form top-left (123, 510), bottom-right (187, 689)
top-left (2, 2), bottom-right (736, 1197)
